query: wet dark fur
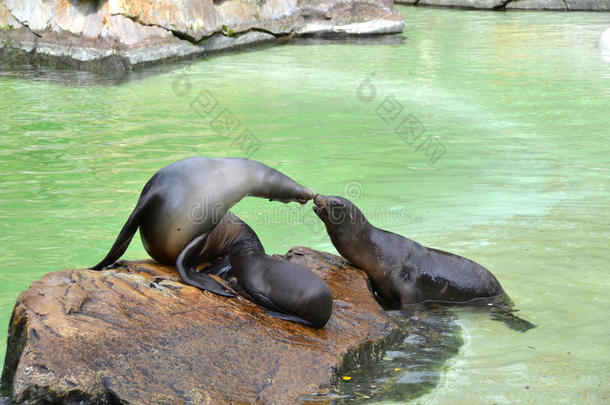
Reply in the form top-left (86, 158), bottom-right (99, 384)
top-left (313, 194), bottom-right (535, 332)
top-left (190, 212), bottom-right (333, 329)
top-left (90, 157), bottom-right (313, 297)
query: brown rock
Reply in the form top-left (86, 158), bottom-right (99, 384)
top-left (1, 247), bottom-right (402, 404)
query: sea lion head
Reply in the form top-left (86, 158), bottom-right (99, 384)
top-left (313, 194), bottom-right (368, 234)
top-left (255, 166), bottom-right (314, 205)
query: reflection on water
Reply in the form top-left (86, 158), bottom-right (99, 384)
top-left (0, 6), bottom-right (609, 404)
top-left (299, 308), bottom-right (462, 403)
top-left (290, 35), bottom-right (406, 46)
top-left (0, 64), bottom-right (129, 86)
top-left (0, 60), bottom-right (198, 87)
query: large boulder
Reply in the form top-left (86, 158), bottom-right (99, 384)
top-left (563, 0), bottom-right (610, 10)
top-left (2, 0), bottom-right (300, 41)
top-left (505, 0), bottom-right (567, 10)
top-left (414, 0), bottom-right (507, 9)
top-left (395, 0), bottom-right (610, 9)
top-left (1, 247), bottom-right (406, 404)
top-left (297, 0), bottom-right (405, 36)
top-left (0, 0), bottom-right (404, 72)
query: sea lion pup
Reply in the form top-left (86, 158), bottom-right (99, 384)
top-left (90, 157), bottom-right (313, 297)
top-left (313, 194), bottom-right (535, 332)
top-left (196, 212), bottom-right (333, 328)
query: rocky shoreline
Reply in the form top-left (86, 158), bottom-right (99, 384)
top-left (0, 0), bottom-right (404, 73)
top-left (1, 0), bottom-right (607, 74)
top-left (395, 0), bottom-right (610, 11)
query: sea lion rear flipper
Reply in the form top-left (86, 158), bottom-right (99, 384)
top-left (249, 292), bottom-right (317, 328)
top-left (490, 306), bottom-right (537, 332)
top-left (177, 233), bottom-right (235, 297)
top-left (90, 190), bottom-right (159, 270)
top-left (263, 309), bottom-right (317, 328)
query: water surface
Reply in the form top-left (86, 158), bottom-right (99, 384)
top-left (1, 6), bottom-right (609, 403)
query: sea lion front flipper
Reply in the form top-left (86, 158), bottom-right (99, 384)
top-left (177, 233), bottom-right (235, 297)
top-left (90, 189), bottom-right (160, 270)
top-left (204, 255), bottom-right (233, 279)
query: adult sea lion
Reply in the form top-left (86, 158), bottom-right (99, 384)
top-left (313, 194), bottom-right (535, 331)
top-left (91, 157), bottom-right (313, 297)
top-left (187, 211), bottom-right (333, 328)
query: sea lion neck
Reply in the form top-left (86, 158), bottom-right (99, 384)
top-left (328, 220), bottom-right (373, 261)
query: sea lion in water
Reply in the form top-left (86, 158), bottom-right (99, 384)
top-left (91, 157), bottom-right (313, 297)
top-left (188, 212), bottom-right (333, 328)
top-left (313, 194), bottom-right (535, 331)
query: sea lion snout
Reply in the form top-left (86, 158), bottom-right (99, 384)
top-left (313, 193), bottom-right (329, 207)
top-left (291, 186), bottom-right (314, 205)
top-left (303, 187), bottom-right (315, 200)
top-left (313, 194), bottom-right (329, 217)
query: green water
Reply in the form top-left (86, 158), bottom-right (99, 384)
top-left (1, 6), bottom-right (609, 403)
